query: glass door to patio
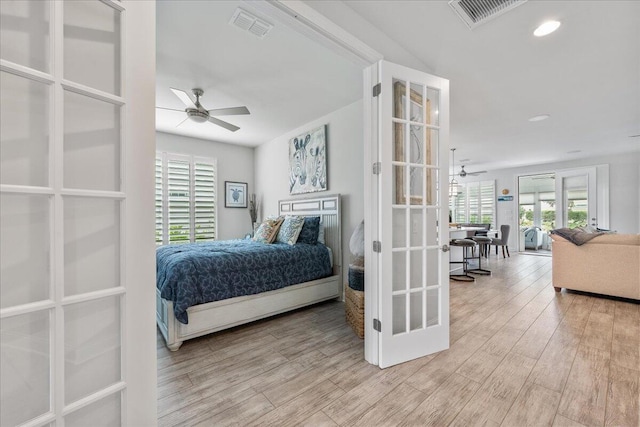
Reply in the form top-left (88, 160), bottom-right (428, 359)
top-left (518, 173), bottom-right (555, 256)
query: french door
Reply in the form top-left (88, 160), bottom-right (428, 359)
top-left (373, 61), bottom-right (450, 368)
top-left (555, 167), bottom-right (597, 229)
top-left (0, 1), bottom-right (156, 426)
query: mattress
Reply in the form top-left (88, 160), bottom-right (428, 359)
top-left (156, 239), bottom-right (333, 324)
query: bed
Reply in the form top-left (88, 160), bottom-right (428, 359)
top-left (156, 194), bottom-right (342, 350)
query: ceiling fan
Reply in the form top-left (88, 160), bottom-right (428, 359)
top-left (450, 148), bottom-right (487, 178)
top-left (457, 165), bottom-right (487, 178)
top-left (157, 88), bottom-right (250, 132)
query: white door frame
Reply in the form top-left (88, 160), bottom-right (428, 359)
top-left (124, 1), bottom-right (157, 424)
top-left (255, 0), bottom-right (389, 364)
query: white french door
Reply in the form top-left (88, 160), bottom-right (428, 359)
top-left (0, 1), bottom-right (156, 426)
top-left (555, 167), bottom-right (597, 229)
top-left (373, 60), bottom-right (449, 368)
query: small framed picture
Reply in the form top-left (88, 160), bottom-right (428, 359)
top-left (225, 181), bottom-right (247, 208)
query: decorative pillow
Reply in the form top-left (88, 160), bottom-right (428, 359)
top-left (253, 217), bottom-right (284, 244)
top-left (349, 220), bottom-right (365, 257)
top-left (317, 221), bottom-right (325, 245)
top-left (277, 215), bottom-right (305, 245)
top-left (297, 216), bottom-right (320, 244)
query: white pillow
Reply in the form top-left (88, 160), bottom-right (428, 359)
top-left (317, 221), bottom-right (325, 245)
top-left (349, 220), bottom-right (365, 257)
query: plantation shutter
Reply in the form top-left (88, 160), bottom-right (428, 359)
top-left (453, 180), bottom-right (495, 226)
top-left (480, 180), bottom-right (495, 227)
top-left (468, 184), bottom-right (479, 223)
top-left (167, 158), bottom-right (191, 244)
top-left (155, 153), bottom-right (217, 244)
top-left (155, 156), bottom-right (164, 245)
top-left (194, 161), bottom-right (216, 241)
top-left (454, 190), bottom-right (466, 223)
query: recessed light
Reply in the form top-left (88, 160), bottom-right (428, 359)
top-left (534, 20), bottom-right (561, 37)
top-left (528, 114), bottom-right (550, 122)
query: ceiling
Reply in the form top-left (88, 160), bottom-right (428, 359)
top-left (155, 0), bottom-right (362, 147)
top-left (157, 0), bottom-right (640, 171)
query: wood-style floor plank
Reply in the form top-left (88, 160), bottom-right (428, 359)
top-left (556, 346), bottom-right (610, 426)
top-left (157, 254), bottom-right (640, 426)
top-left (605, 364), bottom-right (640, 427)
top-left (501, 381), bottom-right (561, 427)
top-left (398, 373), bottom-right (480, 426)
top-left (350, 383), bottom-right (427, 427)
top-left (449, 351), bottom-right (537, 426)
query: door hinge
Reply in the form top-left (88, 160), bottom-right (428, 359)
top-left (373, 240), bottom-right (382, 253)
top-left (372, 83), bottom-right (381, 97)
top-left (372, 162), bottom-right (381, 175)
top-left (373, 318), bottom-right (382, 332)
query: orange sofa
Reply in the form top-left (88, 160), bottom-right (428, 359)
top-left (551, 233), bottom-right (640, 300)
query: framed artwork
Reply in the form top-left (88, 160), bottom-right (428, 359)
top-left (289, 124), bottom-right (327, 195)
top-left (225, 181), bottom-right (247, 208)
top-left (393, 81), bottom-right (434, 205)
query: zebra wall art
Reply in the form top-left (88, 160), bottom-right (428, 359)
top-left (288, 125), bottom-right (327, 195)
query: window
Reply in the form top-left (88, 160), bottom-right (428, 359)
top-left (451, 180), bottom-right (495, 227)
top-left (155, 152), bottom-right (217, 245)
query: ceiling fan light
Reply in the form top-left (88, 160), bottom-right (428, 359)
top-left (187, 109), bottom-right (208, 123)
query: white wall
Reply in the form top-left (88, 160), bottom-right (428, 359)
top-left (156, 132), bottom-right (255, 240)
top-left (470, 151), bottom-right (640, 250)
top-left (254, 100), bottom-right (364, 284)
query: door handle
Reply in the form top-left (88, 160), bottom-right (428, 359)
top-left (442, 244), bottom-right (450, 253)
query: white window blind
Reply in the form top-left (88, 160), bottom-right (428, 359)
top-left (451, 180), bottom-right (495, 226)
top-left (156, 153), bottom-right (217, 245)
top-left (155, 157), bottom-right (163, 245)
top-left (194, 161), bottom-right (216, 241)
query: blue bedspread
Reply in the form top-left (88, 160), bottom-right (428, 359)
top-left (156, 239), bottom-right (333, 324)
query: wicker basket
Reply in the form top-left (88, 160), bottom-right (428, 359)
top-left (345, 284), bottom-right (364, 338)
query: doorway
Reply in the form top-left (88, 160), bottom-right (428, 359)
top-left (518, 173), bottom-right (555, 256)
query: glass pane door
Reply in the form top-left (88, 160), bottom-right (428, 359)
top-left (1, 1), bottom-right (130, 425)
top-left (555, 167), bottom-right (597, 230)
top-left (378, 60), bottom-right (449, 368)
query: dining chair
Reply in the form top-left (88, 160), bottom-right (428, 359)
top-left (490, 225), bottom-right (511, 258)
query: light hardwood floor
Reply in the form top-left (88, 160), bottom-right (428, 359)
top-left (157, 254), bottom-right (639, 426)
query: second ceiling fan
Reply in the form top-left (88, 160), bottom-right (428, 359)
top-left (157, 87), bottom-right (250, 132)
top-left (457, 165), bottom-right (487, 177)
top-left (451, 148), bottom-right (487, 177)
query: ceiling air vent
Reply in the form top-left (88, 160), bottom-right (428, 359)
top-left (449, 0), bottom-right (528, 29)
top-left (230, 8), bottom-right (273, 39)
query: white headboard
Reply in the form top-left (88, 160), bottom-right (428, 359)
top-left (279, 194), bottom-right (342, 277)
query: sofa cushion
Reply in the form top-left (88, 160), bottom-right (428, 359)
top-left (552, 233), bottom-right (640, 246)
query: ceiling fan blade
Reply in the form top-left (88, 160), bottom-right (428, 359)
top-left (207, 106), bottom-right (250, 116)
top-left (175, 116), bottom-right (190, 128)
top-left (208, 116), bottom-right (240, 132)
top-left (157, 106), bottom-right (185, 112)
top-left (468, 170), bottom-right (487, 176)
top-left (170, 88), bottom-right (196, 108)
